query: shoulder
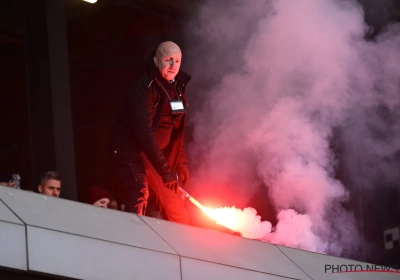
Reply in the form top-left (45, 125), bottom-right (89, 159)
top-left (177, 70), bottom-right (191, 85)
top-left (177, 70), bottom-right (191, 93)
top-left (128, 71), bottom-right (155, 95)
top-left (135, 72), bottom-right (154, 89)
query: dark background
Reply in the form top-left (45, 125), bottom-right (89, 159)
top-left (0, 0), bottom-right (399, 266)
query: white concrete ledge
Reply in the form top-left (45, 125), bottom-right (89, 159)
top-left (0, 186), bottom-right (397, 280)
top-left (27, 226), bottom-right (180, 280)
top-left (0, 221), bottom-right (27, 271)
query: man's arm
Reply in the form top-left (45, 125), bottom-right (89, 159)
top-left (176, 144), bottom-right (190, 187)
top-left (177, 144), bottom-right (189, 165)
top-left (128, 82), bottom-right (170, 175)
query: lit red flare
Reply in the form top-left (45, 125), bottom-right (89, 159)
top-left (181, 188), bottom-right (243, 234)
top-left (202, 207), bottom-right (242, 232)
top-left (180, 187), bottom-right (272, 239)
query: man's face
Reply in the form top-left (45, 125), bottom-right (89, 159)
top-left (38, 179), bottom-right (61, 197)
top-left (154, 50), bottom-right (182, 81)
top-left (93, 198), bottom-right (110, 208)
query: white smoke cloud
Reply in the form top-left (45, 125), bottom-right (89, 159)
top-left (184, 0), bottom-right (400, 258)
top-left (263, 209), bottom-right (327, 252)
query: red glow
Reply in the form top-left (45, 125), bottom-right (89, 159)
top-left (185, 191), bottom-right (271, 239)
top-left (187, 195), bottom-right (245, 234)
top-left (202, 207), bottom-right (241, 231)
top-left (188, 197), bottom-right (241, 232)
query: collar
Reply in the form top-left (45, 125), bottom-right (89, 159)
top-left (150, 68), bottom-right (191, 89)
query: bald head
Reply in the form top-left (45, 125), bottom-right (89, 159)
top-left (154, 41), bottom-right (182, 81)
top-left (156, 41), bottom-right (181, 58)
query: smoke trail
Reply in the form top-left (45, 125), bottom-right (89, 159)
top-left (184, 0), bottom-right (400, 257)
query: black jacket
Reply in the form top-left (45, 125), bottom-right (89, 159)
top-left (111, 64), bottom-right (191, 176)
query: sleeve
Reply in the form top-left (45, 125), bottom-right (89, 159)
top-left (128, 82), bottom-right (170, 175)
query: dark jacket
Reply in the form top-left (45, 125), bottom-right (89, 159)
top-left (111, 63), bottom-right (191, 176)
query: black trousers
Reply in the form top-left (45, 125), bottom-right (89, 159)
top-left (114, 153), bottom-right (188, 224)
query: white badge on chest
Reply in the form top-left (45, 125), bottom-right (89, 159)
top-left (170, 100), bottom-right (185, 114)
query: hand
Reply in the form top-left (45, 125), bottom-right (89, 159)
top-left (161, 171), bottom-right (180, 193)
top-left (8, 180), bottom-right (18, 189)
top-left (177, 164), bottom-right (190, 187)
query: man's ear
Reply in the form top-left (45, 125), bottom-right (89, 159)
top-left (38, 184), bottom-right (43, 193)
top-left (153, 56), bottom-right (158, 66)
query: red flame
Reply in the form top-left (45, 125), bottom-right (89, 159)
top-left (187, 197), bottom-right (240, 231)
top-left (202, 207), bottom-right (241, 231)
top-left (186, 194), bottom-right (271, 239)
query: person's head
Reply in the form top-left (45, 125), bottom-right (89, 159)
top-left (88, 186), bottom-right (112, 208)
top-left (153, 41), bottom-right (182, 81)
top-left (0, 174), bottom-right (21, 189)
top-left (109, 199), bottom-right (118, 210)
top-left (38, 171), bottom-right (61, 197)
